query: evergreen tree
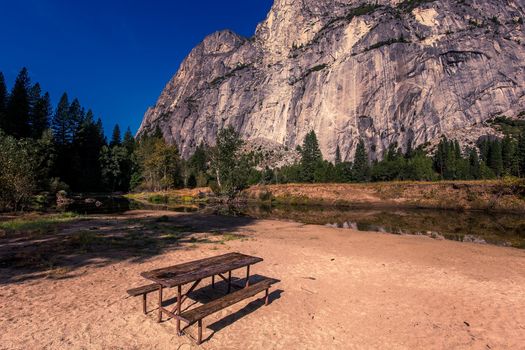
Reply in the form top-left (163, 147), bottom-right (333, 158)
top-left (110, 124), bottom-right (121, 147)
top-left (0, 72), bottom-right (7, 132)
top-left (487, 140), bottom-right (503, 177)
top-left (501, 135), bottom-right (517, 176)
top-left (71, 110), bottom-right (106, 191)
top-left (68, 98), bottom-right (84, 141)
top-left (30, 91), bottom-right (52, 138)
top-left (352, 139), bottom-right (370, 182)
top-left (468, 148), bottom-right (481, 180)
top-left (335, 145), bottom-right (342, 165)
top-left (518, 134), bottom-right (525, 177)
top-left (122, 127), bottom-right (135, 154)
top-left (52, 93), bottom-right (71, 145)
top-left (300, 131), bottom-right (323, 183)
top-left (5, 67), bottom-right (31, 138)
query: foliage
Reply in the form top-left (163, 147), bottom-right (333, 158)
top-left (300, 130), bottom-right (323, 182)
top-left (0, 131), bottom-right (38, 210)
top-left (209, 126), bottom-right (255, 198)
top-left (133, 134), bottom-right (181, 191)
top-left (352, 139), bottom-right (370, 182)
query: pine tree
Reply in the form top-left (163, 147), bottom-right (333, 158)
top-left (68, 98), bottom-right (84, 142)
top-left (52, 93), bottom-right (70, 145)
top-left (122, 126), bottom-right (134, 150)
top-left (5, 67), bottom-right (31, 138)
top-left (30, 91), bottom-right (52, 138)
top-left (468, 148), bottom-right (481, 179)
top-left (335, 145), bottom-right (342, 165)
top-left (518, 134), bottom-right (525, 177)
top-left (110, 124), bottom-right (121, 147)
top-left (352, 139), bottom-right (370, 182)
top-left (71, 110), bottom-right (106, 191)
top-left (300, 130), bottom-right (323, 183)
top-left (0, 72), bottom-right (7, 132)
top-left (501, 135), bottom-right (516, 176)
top-left (487, 140), bottom-right (503, 177)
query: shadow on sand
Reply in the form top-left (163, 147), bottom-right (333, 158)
top-left (0, 212), bottom-right (256, 285)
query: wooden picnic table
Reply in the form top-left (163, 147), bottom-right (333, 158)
top-left (140, 252), bottom-right (263, 335)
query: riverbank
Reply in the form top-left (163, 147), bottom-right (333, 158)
top-left (243, 180), bottom-right (525, 212)
top-left (124, 180), bottom-right (525, 213)
top-left (0, 210), bottom-right (524, 349)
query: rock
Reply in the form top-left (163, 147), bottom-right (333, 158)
top-left (138, 0), bottom-right (525, 162)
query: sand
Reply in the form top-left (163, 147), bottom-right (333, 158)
top-left (1, 210), bottom-right (524, 349)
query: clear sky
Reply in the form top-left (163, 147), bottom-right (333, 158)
top-left (0, 0), bottom-right (273, 136)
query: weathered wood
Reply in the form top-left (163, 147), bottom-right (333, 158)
top-left (180, 279), bottom-right (202, 305)
top-left (176, 285), bottom-right (182, 335)
top-left (197, 320), bottom-right (203, 345)
top-left (126, 283), bottom-right (159, 297)
top-left (245, 265), bottom-right (250, 287)
top-left (176, 277), bottom-right (279, 325)
top-left (228, 270), bottom-right (232, 293)
top-left (142, 294), bottom-right (147, 314)
top-left (157, 284), bottom-right (163, 323)
top-left (141, 253), bottom-right (263, 288)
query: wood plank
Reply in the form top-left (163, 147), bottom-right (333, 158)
top-left (141, 253), bottom-right (263, 288)
top-left (176, 277), bottom-right (279, 325)
top-left (126, 283), bottom-right (159, 296)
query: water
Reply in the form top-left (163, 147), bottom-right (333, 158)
top-left (64, 196), bottom-right (525, 249)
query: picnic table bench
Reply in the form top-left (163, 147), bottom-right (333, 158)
top-left (127, 252), bottom-right (278, 344)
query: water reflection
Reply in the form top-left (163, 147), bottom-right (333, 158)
top-left (63, 196), bottom-right (524, 249)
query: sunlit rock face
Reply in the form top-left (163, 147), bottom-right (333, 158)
top-left (138, 0), bottom-right (525, 161)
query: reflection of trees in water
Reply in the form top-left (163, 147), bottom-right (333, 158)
top-left (240, 205), bottom-right (525, 248)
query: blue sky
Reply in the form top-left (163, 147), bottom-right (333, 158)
top-left (0, 0), bottom-right (273, 136)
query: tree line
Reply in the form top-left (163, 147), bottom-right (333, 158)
top-left (1, 68), bottom-right (146, 209)
top-left (2, 68), bottom-right (525, 211)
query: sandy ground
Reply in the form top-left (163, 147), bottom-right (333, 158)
top-left (1, 210), bottom-right (525, 349)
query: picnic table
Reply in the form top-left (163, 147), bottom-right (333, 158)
top-left (128, 252), bottom-right (278, 344)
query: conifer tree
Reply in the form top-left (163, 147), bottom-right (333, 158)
top-left (122, 127), bottom-right (135, 154)
top-left (30, 91), bottom-right (52, 138)
top-left (300, 131), bottom-right (323, 183)
top-left (52, 93), bottom-right (70, 145)
top-left (487, 140), bottom-right (503, 177)
top-left (110, 124), bottom-right (121, 147)
top-left (468, 148), bottom-right (481, 180)
top-left (518, 134), bottom-right (525, 177)
top-left (68, 98), bottom-right (84, 141)
top-left (352, 139), bottom-right (370, 182)
top-left (335, 145), bottom-right (342, 165)
top-left (5, 67), bottom-right (31, 138)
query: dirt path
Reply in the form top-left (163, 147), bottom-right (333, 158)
top-left (1, 210), bottom-right (524, 349)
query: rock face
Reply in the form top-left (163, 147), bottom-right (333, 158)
top-left (138, 0), bottom-right (525, 162)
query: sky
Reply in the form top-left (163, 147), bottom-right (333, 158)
top-left (0, 0), bottom-right (273, 136)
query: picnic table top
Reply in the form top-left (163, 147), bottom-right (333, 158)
top-left (141, 252), bottom-right (263, 288)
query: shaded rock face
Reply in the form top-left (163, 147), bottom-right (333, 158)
top-left (138, 0), bottom-right (525, 161)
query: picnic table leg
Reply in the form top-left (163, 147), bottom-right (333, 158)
top-left (245, 265), bottom-right (250, 287)
top-left (157, 284), bottom-right (163, 323)
top-left (212, 275), bottom-right (215, 288)
top-left (227, 270), bottom-right (232, 293)
top-left (142, 293), bottom-right (147, 314)
top-left (197, 320), bottom-right (203, 345)
top-left (265, 288), bottom-right (270, 306)
top-left (176, 285), bottom-right (182, 336)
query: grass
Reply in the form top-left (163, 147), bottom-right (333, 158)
top-left (0, 212), bottom-right (83, 236)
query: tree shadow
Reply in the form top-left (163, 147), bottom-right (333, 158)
top-left (0, 212), bottom-right (256, 285)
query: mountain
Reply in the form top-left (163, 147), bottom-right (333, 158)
top-left (137, 0), bottom-right (525, 162)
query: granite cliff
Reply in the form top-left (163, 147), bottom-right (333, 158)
top-left (138, 0), bottom-right (525, 162)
